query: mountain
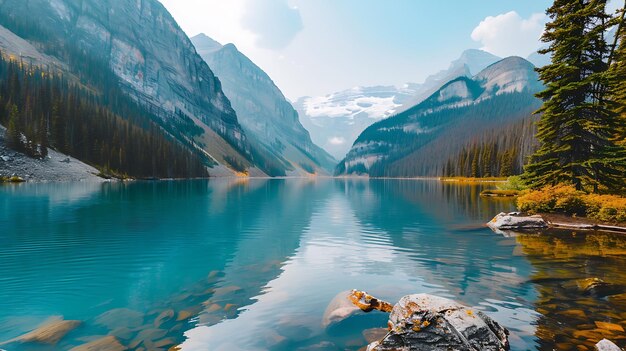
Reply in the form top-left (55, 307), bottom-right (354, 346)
top-left (396, 49), bottom-right (502, 112)
top-left (527, 50), bottom-right (551, 68)
top-left (294, 84), bottom-right (421, 160)
top-left (336, 57), bottom-right (543, 177)
top-left (295, 49), bottom-right (501, 160)
top-left (0, 0), bottom-right (276, 176)
top-left (192, 34), bottom-right (336, 175)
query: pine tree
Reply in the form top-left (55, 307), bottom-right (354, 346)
top-left (38, 116), bottom-right (49, 158)
top-left (500, 151), bottom-right (514, 177)
top-left (6, 104), bottom-right (22, 151)
top-left (524, 0), bottom-right (626, 192)
top-left (471, 147), bottom-right (479, 178)
top-left (608, 5), bottom-right (626, 145)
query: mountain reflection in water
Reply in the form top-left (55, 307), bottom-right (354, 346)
top-left (0, 179), bottom-right (624, 350)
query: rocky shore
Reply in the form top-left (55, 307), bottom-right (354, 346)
top-left (0, 126), bottom-right (104, 183)
top-left (488, 212), bottom-right (626, 235)
top-left (325, 290), bottom-right (625, 351)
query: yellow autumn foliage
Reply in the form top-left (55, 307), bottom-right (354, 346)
top-left (517, 185), bottom-right (626, 222)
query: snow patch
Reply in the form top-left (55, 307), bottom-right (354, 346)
top-left (328, 136), bottom-right (346, 145)
top-left (304, 95), bottom-right (401, 120)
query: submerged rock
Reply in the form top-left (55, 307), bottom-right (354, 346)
top-left (154, 309), bottom-right (175, 328)
top-left (0, 317), bottom-right (81, 346)
top-left (576, 278), bottom-right (626, 298)
top-left (95, 308), bottom-right (144, 330)
top-left (363, 328), bottom-right (389, 343)
top-left (595, 339), bottom-right (621, 351)
top-left (487, 212), bottom-right (548, 232)
top-left (322, 291), bottom-right (362, 328)
top-left (322, 290), bottom-right (393, 328)
top-left (69, 336), bottom-right (125, 351)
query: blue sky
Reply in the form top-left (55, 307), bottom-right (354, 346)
top-left (158, 0), bottom-right (617, 100)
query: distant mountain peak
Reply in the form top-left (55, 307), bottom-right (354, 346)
top-left (451, 49), bottom-right (502, 75)
top-left (192, 33), bottom-right (223, 55)
top-left (475, 56), bottom-right (540, 96)
top-left (191, 34), bottom-right (337, 175)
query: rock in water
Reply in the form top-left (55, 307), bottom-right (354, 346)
top-left (322, 291), bottom-right (362, 328)
top-left (323, 290), bottom-right (394, 328)
top-left (95, 308), bottom-right (144, 330)
top-left (487, 212), bottom-right (548, 232)
top-left (0, 317), bottom-right (81, 346)
top-left (576, 278), bottom-right (626, 298)
top-left (367, 294), bottom-right (509, 351)
top-left (69, 336), bottom-right (125, 351)
top-left (595, 339), bottom-right (622, 351)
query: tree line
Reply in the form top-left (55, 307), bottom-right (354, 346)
top-left (443, 118), bottom-right (538, 178)
top-left (0, 54), bottom-right (208, 179)
top-left (350, 91), bottom-right (541, 177)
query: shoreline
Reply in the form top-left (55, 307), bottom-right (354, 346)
top-left (540, 213), bottom-right (626, 234)
top-left (1, 174), bottom-right (508, 183)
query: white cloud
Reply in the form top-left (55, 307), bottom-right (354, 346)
top-left (242, 0), bottom-right (303, 49)
top-left (328, 137), bottom-right (346, 146)
top-left (471, 11), bottom-right (547, 57)
top-left (158, 0), bottom-right (255, 50)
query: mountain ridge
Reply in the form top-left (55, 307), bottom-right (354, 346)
top-left (192, 33), bottom-right (336, 175)
top-left (336, 56), bottom-right (543, 177)
top-left (295, 49), bottom-right (502, 160)
top-left (0, 0), bottom-right (275, 176)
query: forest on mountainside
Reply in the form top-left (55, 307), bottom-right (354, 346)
top-left (0, 54), bottom-right (209, 178)
top-left (442, 117), bottom-right (538, 177)
top-left (339, 91), bottom-right (542, 177)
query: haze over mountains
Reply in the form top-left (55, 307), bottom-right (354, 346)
top-left (0, 0), bottom-right (338, 178)
top-left (0, 0), bottom-right (549, 181)
top-left (191, 34), bottom-right (336, 175)
top-left (296, 49), bottom-right (503, 159)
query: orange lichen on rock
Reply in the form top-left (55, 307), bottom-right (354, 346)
top-left (348, 290), bottom-right (393, 313)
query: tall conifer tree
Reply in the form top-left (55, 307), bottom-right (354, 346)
top-left (608, 5), bottom-right (626, 145)
top-left (524, 0), bottom-right (626, 192)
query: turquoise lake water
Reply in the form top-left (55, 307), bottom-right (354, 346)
top-left (1, 179), bottom-right (625, 351)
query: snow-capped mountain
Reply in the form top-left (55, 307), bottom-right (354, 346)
top-left (296, 49), bottom-right (502, 160)
top-left (336, 56), bottom-right (543, 177)
top-left (294, 85), bottom-right (420, 159)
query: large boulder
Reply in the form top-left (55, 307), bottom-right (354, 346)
top-left (367, 294), bottom-right (509, 351)
top-left (487, 212), bottom-right (548, 232)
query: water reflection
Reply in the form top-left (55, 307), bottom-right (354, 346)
top-left (516, 230), bottom-right (626, 350)
top-left (1, 179), bottom-right (625, 351)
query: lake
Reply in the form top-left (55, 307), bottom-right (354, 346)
top-left (1, 179), bottom-right (625, 350)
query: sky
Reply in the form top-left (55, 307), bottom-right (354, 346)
top-left (158, 0), bottom-right (622, 101)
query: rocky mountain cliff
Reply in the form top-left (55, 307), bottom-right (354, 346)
top-left (192, 34), bottom-right (336, 175)
top-left (0, 0), bottom-right (269, 176)
top-left (336, 57), bottom-right (543, 177)
top-left (295, 49), bottom-right (501, 160)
